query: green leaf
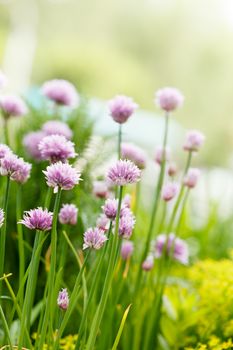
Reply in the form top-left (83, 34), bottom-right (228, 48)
top-left (111, 304), bottom-right (132, 350)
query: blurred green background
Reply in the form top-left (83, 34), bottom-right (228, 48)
top-left (1, 0), bottom-right (233, 165)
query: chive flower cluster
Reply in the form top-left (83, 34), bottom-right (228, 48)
top-left (0, 146), bottom-right (32, 184)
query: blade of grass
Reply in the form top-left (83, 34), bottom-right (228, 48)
top-left (111, 304), bottom-right (132, 350)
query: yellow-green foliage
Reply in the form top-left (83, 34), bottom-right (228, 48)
top-left (162, 259), bottom-right (233, 349)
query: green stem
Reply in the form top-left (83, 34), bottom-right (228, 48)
top-left (135, 112), bottom-right (169, 293)
top-left (176, 188), bottom-right (190, 236)
top-left (44, 187), bottom-right (52, 209)
top-left (17, 185), bottom-right (25, 308)
top-left (58, 229), bottom-right (68, 273)
top-left (3, 117), bottom-right (9, 146)
top-left (53, 251), bottom-right (90, 350)
top-left (0, 304), bottom-right (13, 350)
top-left (3, 274), bottom-right (33, 348)
top-left (18, 230), bottom-right (45, 349)
top-left (158, 201), bottom-right (167, 233)
top-left (0, 176), bottom-right (11, 295)
top-left (75, 222), bottom-right (113, 350)
top-left (118, 124), bottom-right (122, 160)
top-left (85, 186), bottom-right (123, 350)
top-left (166, 151), bottom-right (192, 233)
top-left (134, 181), bottom-right (141, 218)
top-left (37, 188), bottom-right (62, 349)
top-left (146, 152), bottom-right (193, 348)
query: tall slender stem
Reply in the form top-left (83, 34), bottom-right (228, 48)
top-left (17, 185), bottom-right (25, 308)
top-left (118, 124), bottom-right (122, 160)
top-left (37, 188), bottom-right (62, 349)
top-left (134, 181), bottom-right (141, 217)
top-left (85, 186), bottom-right (123, 350)
top-left (53, 251), bottom-right (90, 350)
top-left (0, 176), bottom-right (10, 295)
top-left (135, 112), bottom-right (169, 291)
top-left (18, 230), bottom-right (45, 349)
top-left (0, 304), bottom-right (13, 350)
top-left (146, 152), bottom-right (193, 349)
top-left (166, 151), bottom-right (192, 233)
top-left (3, 117), bottom-right (9, 146)
top-left (75, 221), bottom-right (113, 350)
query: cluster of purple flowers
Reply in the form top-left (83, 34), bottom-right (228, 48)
top-left (41, 79), bottom-right (79, 108)
top-left (0, 94), bottom-right (27, 118)
top-left (0, 77), bottom-right (206, 336)
top-left (107, 159), bottom-right (141, 186)
top-left (0, 144), bottom-right (32, 184)
top-left (59, 204), bottom-right (78, 225)
top-left (57, 288), bottom-right (69, 311)
top-left (24, 120), bottom-right (76, 163)
top-left (19, 207), bottom-right (53, 231)
top-left (154, 233), bottom-right (189, 265)
top-left (108, 95), bottom-right (138, 124)
top-left (43, 161), bottom-right (81, 193)
top-left (38, 134), bottom-right (76, 163)
top-left (121, 143), bottom-right (147, 170)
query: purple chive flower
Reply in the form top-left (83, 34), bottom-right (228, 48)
top-left (0, 144), bottom-right (12, 159)
top-left (10, 158), bottom-right (32, 184)
top-left (155, 233), bottom-right (189, 265)
top-left (0, 153), bottom-right (20, 177)
top-left (183, 168), bottom-right (200, 189)
top-left (107, 159), bottom-right (141, 186)
top-left (83, 227), bottom-right (108, 250)
top-left (0, 71), bottom-right (7, 89)
top-left (121, 142), bottom-right (147, 169)
top-left (142, 255), bottom-right (154, 271)
top-left (0, 95), bottom-right (27, 117)
top-left (43, 161), bottom-right (81, 192)
top-left (0, 209), bottom-right (4, 228)
top-left (155, 146), bottom-right (171, 165)
top-left (168, 162), bottom-right (178, 177)
top-left (93, 180), bottom-right (109, 199)
top-left (121, 240), bottom-right (134, 260)
top-left (119, 209), bottom-right (135, 239)
top-left (102, 198), bottom-right (118, 220)
top-left (18, 207), bottom-right (53, 231)
top-left (39, 134), bottom-right (76, 163)
top-left (183, 130), bottom-right (205, 152)
top-left (42, 120), bottom-right (73, 140)
top-left (161, 182), bottom-right (179, 201)
top-left (23, 131), bottom-right (46, 161)
top-left (96, 214), bottom-right (110, 232)
top-left (59, 204), bottom-right (78, 225)
top-left (123, 194), bottom-right (131, 208)
top-left (57, 288), bottom-right (69, 311)
top-left (108, 95), bottom-right (138, 124)
top-left (41, 79), bottom-right (79, 108)
top-left (155, 87), bottom-right (184, 112)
